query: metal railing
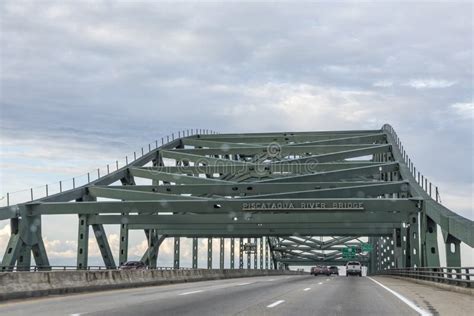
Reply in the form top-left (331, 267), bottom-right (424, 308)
top-left (382, 124), bottom-right (442, 203)
top-left (1, 265), bottom-right (197, 272)
top-left (379, 267), bottom-right (473, 288)
top-left (1, 128), bottom-right (218, 207)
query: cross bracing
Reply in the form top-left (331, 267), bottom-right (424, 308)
top-left (0, 124), bottom-right (472, 272)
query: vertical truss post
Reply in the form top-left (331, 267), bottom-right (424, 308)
top-left (174, 237), bottom-right (180, 269)
top-left (119, 214), bottom-right (128, 266)
top-left (207, 238), bottom-right (212, 269)
top-left (219, 238), bottom-right (225, 269)
top-left (253, 238), bottom-right (258, 269)
top-left (259, 237), bottom-right (263, 269)
top-left (265, 237), bottom-right (269, 269)
top-left (192, 237), bottom-right (198, 269)
top-left (393, 228), bottom-right (403, 268)
top-left (247, 238), bottom-right (251, 269)
top-left (368, 236), bottom-right (376, 274)
top-left (408, 213), bottom-right (420, 267)
top-left (239, 238), bottom-right (244, 269)
top-left (420, 210), bottom-right (440, 267)
top-left (77, 214), bottom-right (89, 269)
top-left (400, 225), bottom-right (408, 267)
top-left (230, 238), bottom-right (235, 269)
top-left (92, 224), bottom-right (117, 269)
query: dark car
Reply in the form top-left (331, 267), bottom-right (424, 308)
top-left (328, 266), bottom-right (339, 275)
top-left (312, 265), bottom-right (330, 276)
top-left (119, 261), bottom-right (147, 270)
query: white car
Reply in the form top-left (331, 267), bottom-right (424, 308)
top-left (346, 261), bottom-right (362, 276)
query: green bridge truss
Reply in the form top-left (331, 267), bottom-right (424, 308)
top-left (0, 124), bottom-right (472, 272)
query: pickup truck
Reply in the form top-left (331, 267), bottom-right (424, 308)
top-left (346, 261), bottom-right (362, 276)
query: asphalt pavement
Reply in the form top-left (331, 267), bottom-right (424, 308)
top-left (0, 274), bottom-right (434, 315)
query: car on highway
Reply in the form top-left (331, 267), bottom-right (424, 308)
top-left (346, 261), bottom-right (362, 276)
top-left (311, 265), bottom-right (330, 276)
top-left (328, 266), bottom-right (339, 275)
top-left (119, 261), bottom-right (147, 270)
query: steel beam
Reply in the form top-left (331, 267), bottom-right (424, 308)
top-left (76, 214), bottom-right (89, 269)
top-left (192, 237), bottom-right (198, 269)
top-left (92, 224), bottom-right (116, 269)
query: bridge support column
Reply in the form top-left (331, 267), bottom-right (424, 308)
top-left (77, 214), bottom-right (89, 269)
top-left (247, 238), bottom-right (251, 269)
top-left (393, 228), bottom-right (403, 268)
top-left (400, 226), bottom-right (408, 267)
top-left (192, 238), bottom-right (198, 269)
top-left (421, 213), bottom-right (440, 267)
top-left (119, 214), bottom-right (128, 266)
top-left (265, 237), bottom-right (269, 269)
top-left (174, 237), bottom-right (180, 269)
top-left (368, 236), bottom-right (376, 274)
top-left (207, 238), bottom-right (212, 269)
top-left (92, 224), bottom-right (116, 269)
top-left (259, 238), bottom-right (263, 269)
top-left (253, 238), bottom-right (258, 269)
top-left (230, 238), bottom-right (235, 269)
top-left (219, 238), bottom-right (224, 269)
top-left (408, 213), bottom-right (420, 267)
top-left (239, 238), bottom-right (244, 269)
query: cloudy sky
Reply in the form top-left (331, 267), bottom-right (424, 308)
top-left (0, 1), bottom-right (472, 266)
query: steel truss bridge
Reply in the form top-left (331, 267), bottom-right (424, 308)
top-left (0, 124), bottom-right (472, 273)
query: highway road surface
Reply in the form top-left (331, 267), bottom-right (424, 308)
top-left (0, 274), bottom-right (469, 315)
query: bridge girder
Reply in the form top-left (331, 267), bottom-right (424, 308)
top-left (0, 124), bottom-right (472, 272)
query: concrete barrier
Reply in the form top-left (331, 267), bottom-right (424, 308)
top-left (0, 269), bottom-right (306, 301)
top-left (387, 276), bottom-right (474, 296)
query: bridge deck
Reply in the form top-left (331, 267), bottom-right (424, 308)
top-left (1, 275), bottom-right (471, 315)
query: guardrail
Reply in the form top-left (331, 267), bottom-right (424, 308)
top-left (1, 266), bottom-right (196, 272)
top-left (380, 267), bottom-right (473, 288)
top-left (382, 124), bottom-right (442, 203)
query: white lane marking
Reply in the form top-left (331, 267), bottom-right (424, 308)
top-left (70, 314), bottom-right (83, 316)
top-left (178, 290), bottom-right (204, 296)
top-left (326, 278), bottom-right (330, 281)
top-left (265, 279), bottom-right (276, 282)
top-left (318, 282), bottom-right (323, 285)
top-left (303, 287), bottom-right (311, 291)
top-left (236, 282), bottom-right (252, 286)
top-left (267, 300), bottom-right (285, 308)
top-left (367, 277), bottom-right (431, 316)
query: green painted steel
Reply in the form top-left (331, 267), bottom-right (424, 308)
top-left (230, 238), bottom-right (235, 269)
top-left (219, 238), bottom-right (224, 269)
top-left (174, 237), bottom-right (180, 269)
top-left (192, 237), bottom-right (198, 269)
top-left (207, 238), bottom-right (212, 269)
top-left (0, 125), bottom-right (472, 272)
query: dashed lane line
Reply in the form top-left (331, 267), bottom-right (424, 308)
top-left (178, 290), bottom-right (204, 296)
top-left (303, 288), bottom-right (311, 291)
top-left (267, 300), bottom-right (285, 308)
